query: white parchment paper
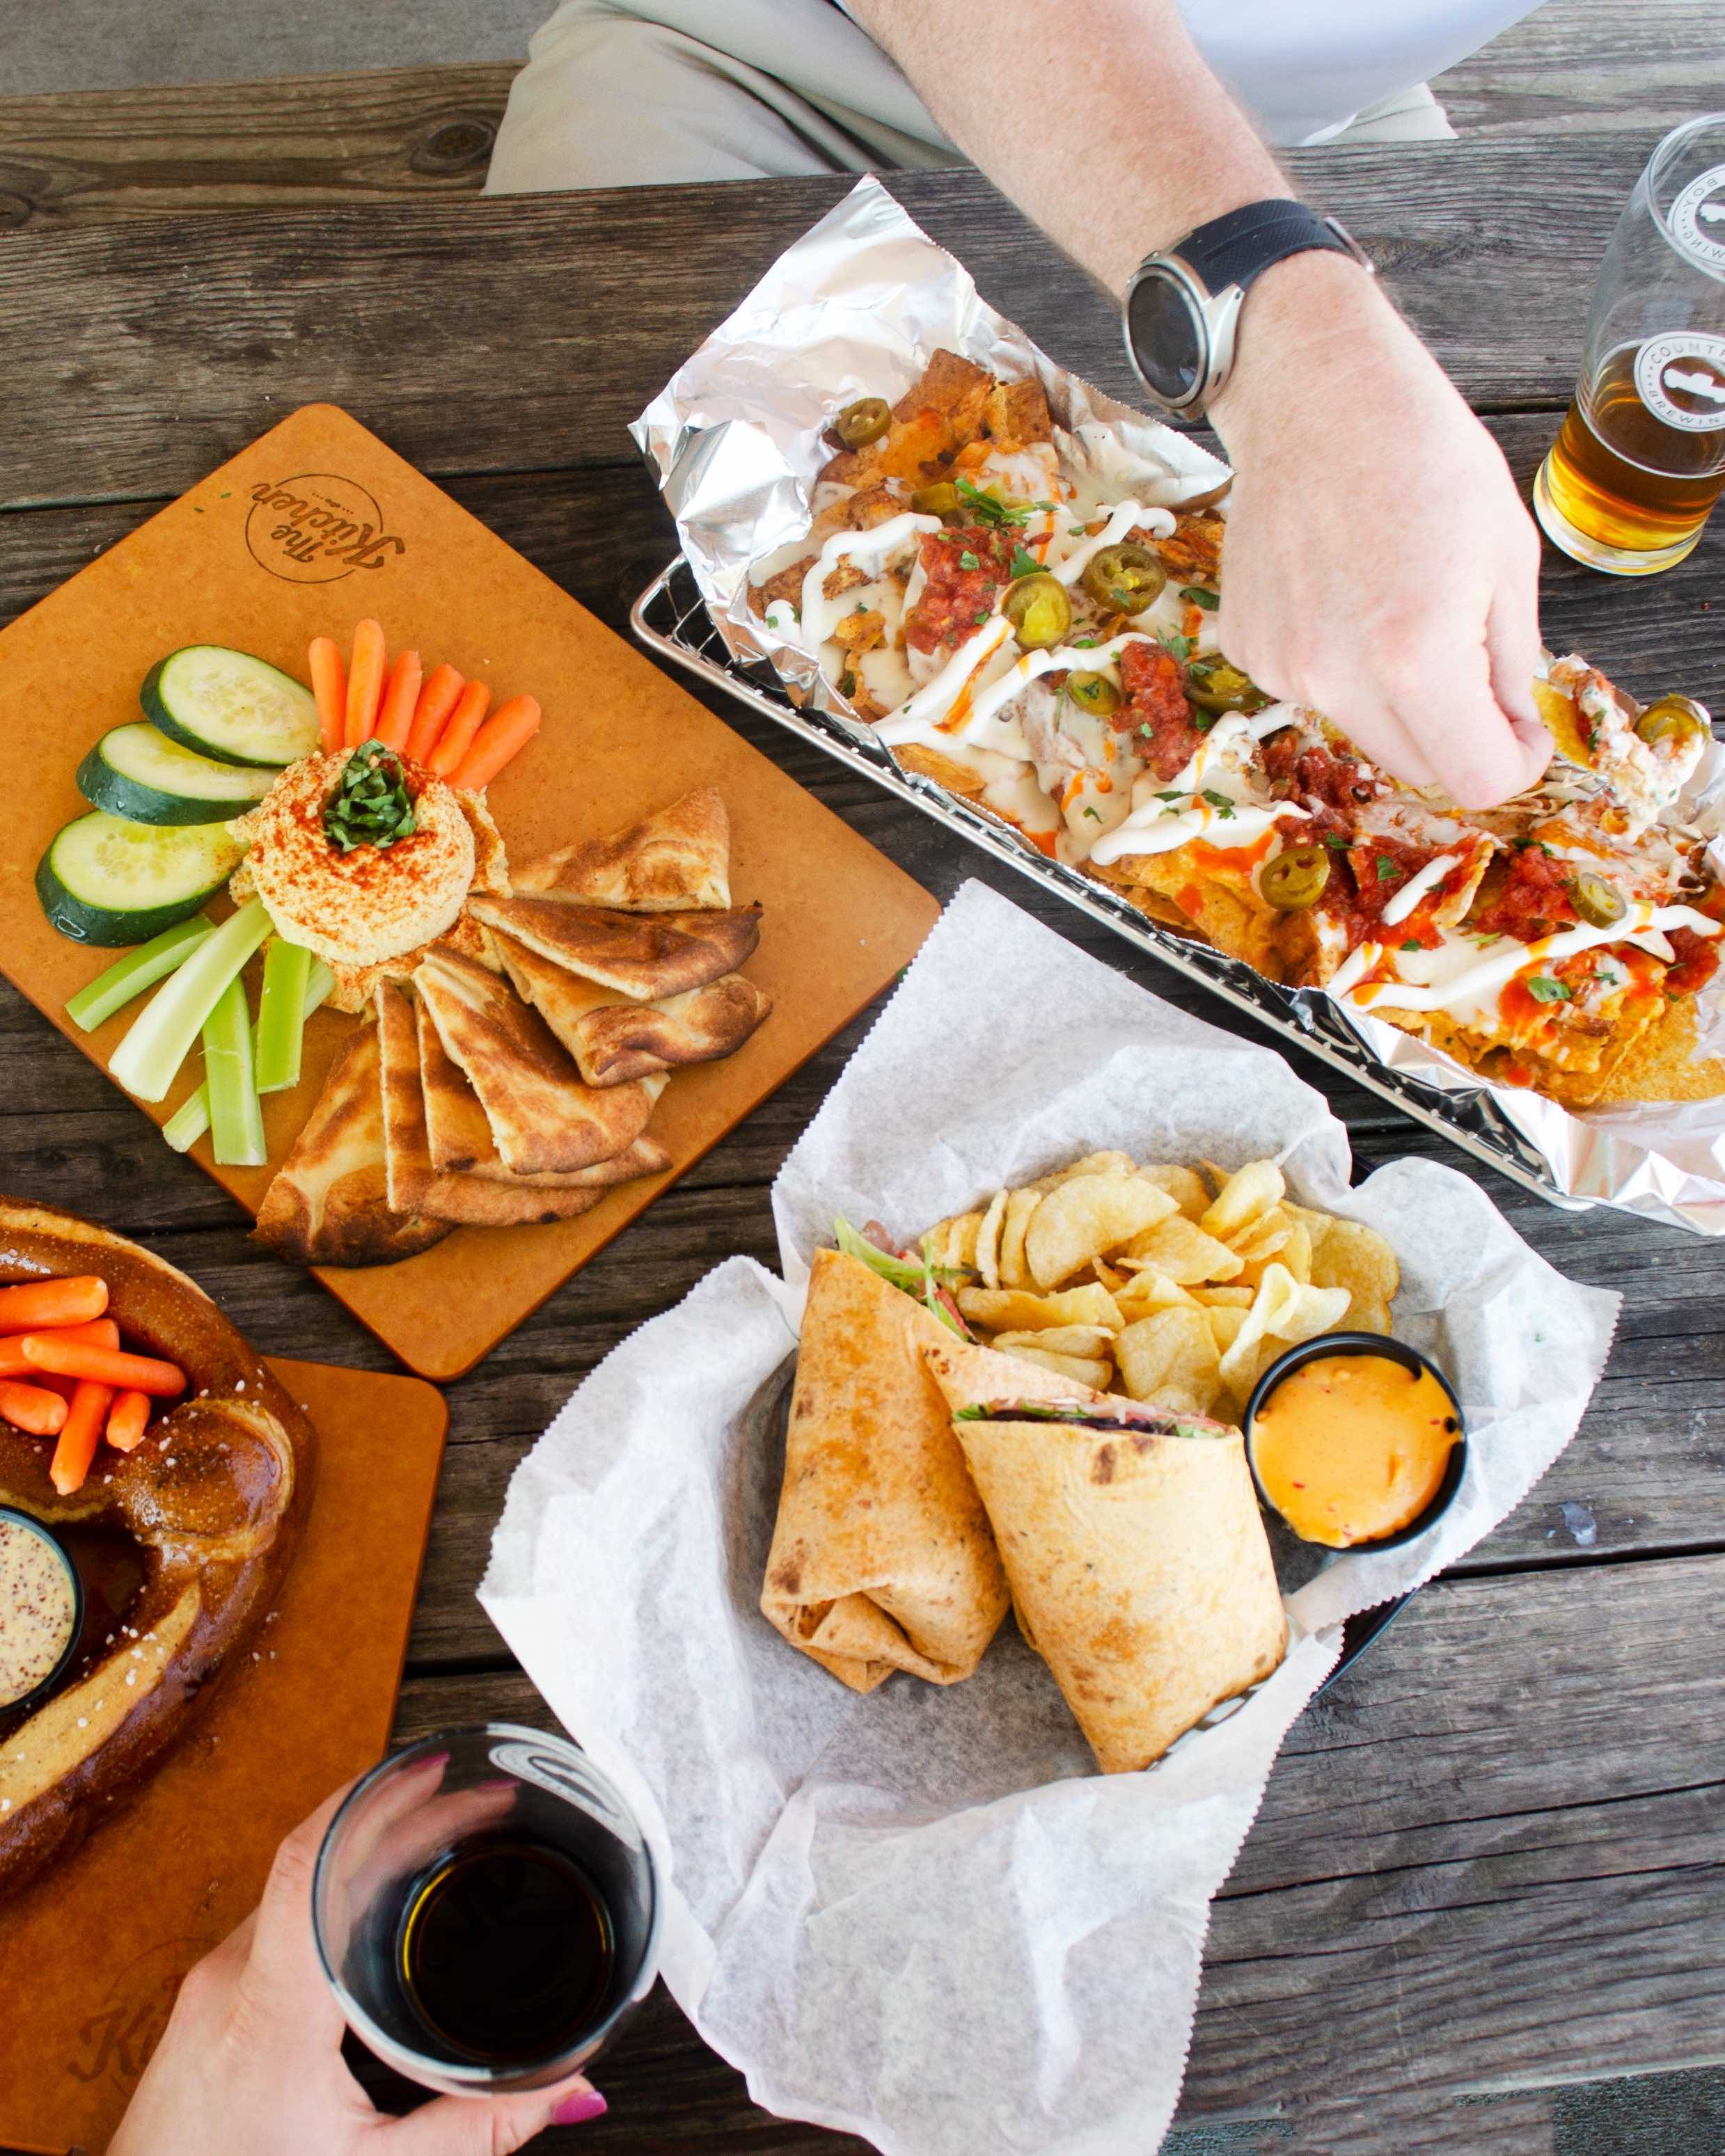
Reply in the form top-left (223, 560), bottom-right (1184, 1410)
top-left (482, 881), bottom-right (1619, 2155)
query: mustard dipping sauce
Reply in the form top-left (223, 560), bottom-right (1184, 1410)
top-left (1251, 1353), bottom-right (1461, 1548)
top-left (0, 1514), bottom-right (77, 1710)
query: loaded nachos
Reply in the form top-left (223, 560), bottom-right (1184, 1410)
top-left (750, 349), bottom-right (1723, 1111)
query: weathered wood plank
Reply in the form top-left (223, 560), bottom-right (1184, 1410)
top-left (0, 66), bottom-right (514, 227)
top-left (1435, 0), bottom-right (1722, 139)
top-left (391, 1555), bottom-right (1725, 2139)
top-left (0, 143), bottom-right (1655, 511)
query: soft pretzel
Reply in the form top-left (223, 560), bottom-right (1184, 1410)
top-left (0, 1198), bottom-right (315, 1902)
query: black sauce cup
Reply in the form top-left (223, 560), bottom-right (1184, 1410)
top-left (1242, 1331), bottom-right (1469, 1553)
top-left (0, 1505), bottom-right (84, 1719)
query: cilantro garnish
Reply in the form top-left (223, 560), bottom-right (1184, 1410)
top-left (1160, 633), bottom-right (1195, 663)
top-left (1526, 975), bottom-right (1573, 1003)
top-left (1375, 855), bottom-right (1403, 882)
top-left (839, 670), bottom-right (856, 697)
top-left (1201, 788), bottom-right (1236, 819)
top-left (1179, 585), bottom-right (1220, 611)
top-left (959, 550), bottom-right (980, 571)
top-left (1400, 937), bottom-right (1422, 953)
top-left (973, 608), bottom-right (991, 624)
top-left (1072, 636), bottom-right (1098, 649)
top-left (1068, 524), bottom-right (1087, 537)
top-left (1082, 804), bottom-right (1102, 821)
top-left (1009, 544), bottom-right (1042, 581)
top-left (955, 478), bottom-right (1032, 528)
top-left (1154, 788), bottom-right (1186, 801)
top-left (1322, 832), bottom-right (1348, 850)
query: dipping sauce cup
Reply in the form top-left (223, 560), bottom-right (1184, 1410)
top-left (0, 1505), bottom-right (83, 1718)
top-left (1243, 1333), bottom-right (1467, 1551)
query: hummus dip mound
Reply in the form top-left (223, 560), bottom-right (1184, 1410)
top-left (232, 748), bottom-right (476, 968)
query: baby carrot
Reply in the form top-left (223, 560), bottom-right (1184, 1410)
top-left (373, 649), bottom-right (423, 753)
top-left (0, 1317), bottom-right (119, 1379)
top-left (344, 618), bottom-right (388, 747)
top-left (0, 1379), bottom-right (68, 1438)
top-left (405, 662), bottom-right (465, 764)
top-left (309, 637), bottom-right (347, 754)
top-left (106, 1388), bottom-right (152, 1452)
top-left (0, 1276), bottom-right (107, 1330)
top-left (427, 681), bottom-right (491, 777)
top-left (50, 1381), bottom-right (113, 1496)
top-left (21, 1335), bottom-right (185, 1397)
top-left (450, 695), bottom-right (542, 792)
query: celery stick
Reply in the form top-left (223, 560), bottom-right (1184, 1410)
top-left (202, 975), bottom-right (266, 1167)
top-left (65, 917), bottom-right (214, 1032)
top-left (255, 939), bottom-right (312, 1094)
top-left (109, 898), bottom-right (271, 1102)
top-left (162, 958), bottom-right (339, 1153)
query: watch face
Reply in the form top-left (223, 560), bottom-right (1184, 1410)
top-left (1126, 267), bottom-right (1207, 408)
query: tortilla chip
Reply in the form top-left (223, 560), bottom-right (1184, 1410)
top-left (469, 895), bottom-right (762, 1003)
top-left (510, 785), bottom-right (730, 911)
top-left (253, 1020), bottom-right (452, 1267)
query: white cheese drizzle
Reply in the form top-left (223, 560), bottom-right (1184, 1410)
top-left (1379, 852), bottom-right (1463, 927)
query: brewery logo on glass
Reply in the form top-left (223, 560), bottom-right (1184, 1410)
top-left (1671, 162), bottom-right (1725, 271)
top-left (244, 472), bottom-right (408, 583)
top-left (1635, 331), bottom-right (1725, 433)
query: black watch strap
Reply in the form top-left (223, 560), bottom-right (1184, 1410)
top-left (1174, 199), bottom-right (1358, 296)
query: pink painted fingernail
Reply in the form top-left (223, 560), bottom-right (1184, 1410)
top-left (552, 2088), bottom-right (607, 2125)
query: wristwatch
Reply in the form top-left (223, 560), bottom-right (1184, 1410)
top-left (1122, 200), bottom-right (1374, 425)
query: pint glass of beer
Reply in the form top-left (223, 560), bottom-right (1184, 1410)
top-left (1536, 113), bottom-right (1725, 575)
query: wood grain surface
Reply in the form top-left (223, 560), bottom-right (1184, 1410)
top-left (3, 31), bottom-right (1724, 2154)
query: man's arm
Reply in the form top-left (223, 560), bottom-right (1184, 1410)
top-left (847, 0), bottom-right (1549, 808)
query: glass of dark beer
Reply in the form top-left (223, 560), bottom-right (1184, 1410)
top-left (313, 1725), bottom-right (661, 2097)
top-left (1536, 113), bottom-right (1725, 575)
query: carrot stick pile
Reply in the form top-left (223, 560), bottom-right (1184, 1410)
top-left (308, 625), bottom-right (542, 791)
top-left (0, 1274), bottom-right (189, 1494)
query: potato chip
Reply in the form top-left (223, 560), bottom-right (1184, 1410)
top-left (1123, 1214), bottom-right (1243, 1285)
top-left (993, 1324), bottom-right (1117, 1359)
top-left (1192, 1285), bottom-right (1255, 1308)
top-left (976, 1188), bottom-right (1008, 1290)
top-left (1136, 1163), bottom-right (1210, 1221)
top-left (1279, 1219), bottom-right (1313, 1285)
top-left (1216, 1262), bottom-right (1350, 1395)
top-left (1309, 1219), bottom-right (1400, 1309)
top-left (1282, 1202), bottom-right (1334, 1259)
top-left (1090, 1256), bottom-right (1128, 1293)
top-left (1348, 1297), bottom-right (1393, 1334)
top-left (1113, 1267), bottom-right (1199, 1314)
top-left (1030, 1150), bottom-right (1137, 1192)
top-left (994, 1344), bottom-right (1114, 1390)
top-left (1024, 1173), bottom-right (1176, 1288)
top-left (923, 1210), bottom-right (983, 1271)
top-left (1206, 1304), bottom-right (1249, 1353)
top-left (998, 1186), bottom-right (1041, 1289)
top-left (1201, 1159), bottom-right (1285, 1243)
top-left (1227, 1207), bottom-right (1292, 1265)
top-left (959, 1283), bottom-right (1124, 1332)
top-left (1115, 1307), bottom-right (1222, 1416)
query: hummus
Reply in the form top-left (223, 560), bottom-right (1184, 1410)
top-left (231, 749), bottom-right (476, 969)
top-left (0, 1511), bottom-right (77, 1709)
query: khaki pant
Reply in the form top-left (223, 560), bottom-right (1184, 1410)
top-left (486, 0), bottom-right (1454, 195)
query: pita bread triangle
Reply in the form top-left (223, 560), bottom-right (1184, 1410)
top-left (253, 1020), bottom-right (452, 1267)
top-left (413, 947), bottom-right (660, 1176)
top-left (510, 785), bottom-right (730, 911)
top-left (467, 895), bottom-right (762, 1003)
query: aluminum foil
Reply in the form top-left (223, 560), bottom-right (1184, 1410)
top-left (631, 175), bottom-right (1725, 1234)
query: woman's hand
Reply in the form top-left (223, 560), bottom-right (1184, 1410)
top-left (1211, 252), bottom-right (1551, 809)
top-left (109, 1786), bottom-right (608, 2156)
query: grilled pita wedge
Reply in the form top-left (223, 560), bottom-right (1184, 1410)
top-left (253, 1021), bottom-right (452, 1267)
top-left (376, 982), bottom-right (609, 1227)
top-left (510, 785), bottom-right (730, 911)
top-left (414, 948), bottom-right (661, 1176)
top-left (411, 995), bottom-right (668, 1187)
top-left (468, 896), bottom-right (762, 1003)
top-left (492, 930), bottom-right (771, 1086)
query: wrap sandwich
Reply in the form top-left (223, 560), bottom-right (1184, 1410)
top-left (924, 1339), bottom-right (1288, 1773)
top-left (762, 1240), bottom-right (1009, 1693)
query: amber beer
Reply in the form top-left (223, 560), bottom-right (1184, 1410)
top-left (1534, 113), bottom-right (1725, 576)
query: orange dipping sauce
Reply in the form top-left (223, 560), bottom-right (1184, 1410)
top-left (1251, 1352), bottom-right (1461, 1548)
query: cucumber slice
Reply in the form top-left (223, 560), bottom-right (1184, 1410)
top-left (37, 811), bottom-right (245, 946)
top-left (77, 723), bottom-right (276, 825)
top-left (141, 645), bottom-right (320, 768)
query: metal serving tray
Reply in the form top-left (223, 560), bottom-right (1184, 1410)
top-left (633, 553), bottom-right (1584, 1213)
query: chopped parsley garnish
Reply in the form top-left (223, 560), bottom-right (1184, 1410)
top-left (1082, 804), bottom-right (1102, 821)
top-left (1072, 636), bottom-right (1098, 649)
top-left (839, 670), bottom-right (856, 696)
top-left (1400, 937), bottom-right (1423, 953)
top-left (1154, 788), bottom-right (1186, 800)
top-left (1526, 975), bottom-right (1573, 1003)
top-left (1160, 632), bottom-right (1195, 663)
top-left (959, 550), bottom-right (980, 571)
top-left (1179, 585), bottom-right (1220, 611)
top-left (324, 740), bottom-right (416, 854)
top-left (955, 478), bottom-right (1033, 528)
top-left (1374, 855), bottom-right (1403, 881)
top-left (1009, 544), bottom-right (1042, 580)
top-left (1069, 524), bottom-right (1087, 537)
top-left (1201, 788), bottom-right (1236, 819)
top-left (1322, 832), bottom-right (1349, 851)
top-left (1192, 710), bottom-right (1218, 732)
top-left (973, 608), bottom-right (991, 624)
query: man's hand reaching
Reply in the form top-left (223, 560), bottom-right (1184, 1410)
top-left (1207, 253), bottom-right (1550, 808)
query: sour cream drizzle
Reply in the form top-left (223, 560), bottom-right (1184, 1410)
top-left (1088, 707), bottom-right (1302, 868)
top-left (1379, 852), bottom-right (1463, 927)
top-left (796, 512), bottom-right (942, 645)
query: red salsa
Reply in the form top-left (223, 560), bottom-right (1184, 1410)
top-left (1117, 640), bottom-right (1204, 781)
top-left (904, 526), bottom-right (1018, 655)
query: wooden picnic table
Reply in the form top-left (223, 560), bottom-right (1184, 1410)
top-left (2, 36), bottom-right (1723, 2154)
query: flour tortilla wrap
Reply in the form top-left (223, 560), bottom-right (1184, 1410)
top-left (924, 1339), bottom-right (1288, 1773)
top-left (762, 1249), bottom-right (1009, 1693)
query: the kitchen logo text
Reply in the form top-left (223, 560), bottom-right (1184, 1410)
top-left (245, 472), bottom-right (407, 584)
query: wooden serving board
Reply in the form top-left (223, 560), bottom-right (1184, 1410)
top-left (0, 1355), bottom-right (447, 2156)
top-left (0, 404), bottom-right (940, 1378)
